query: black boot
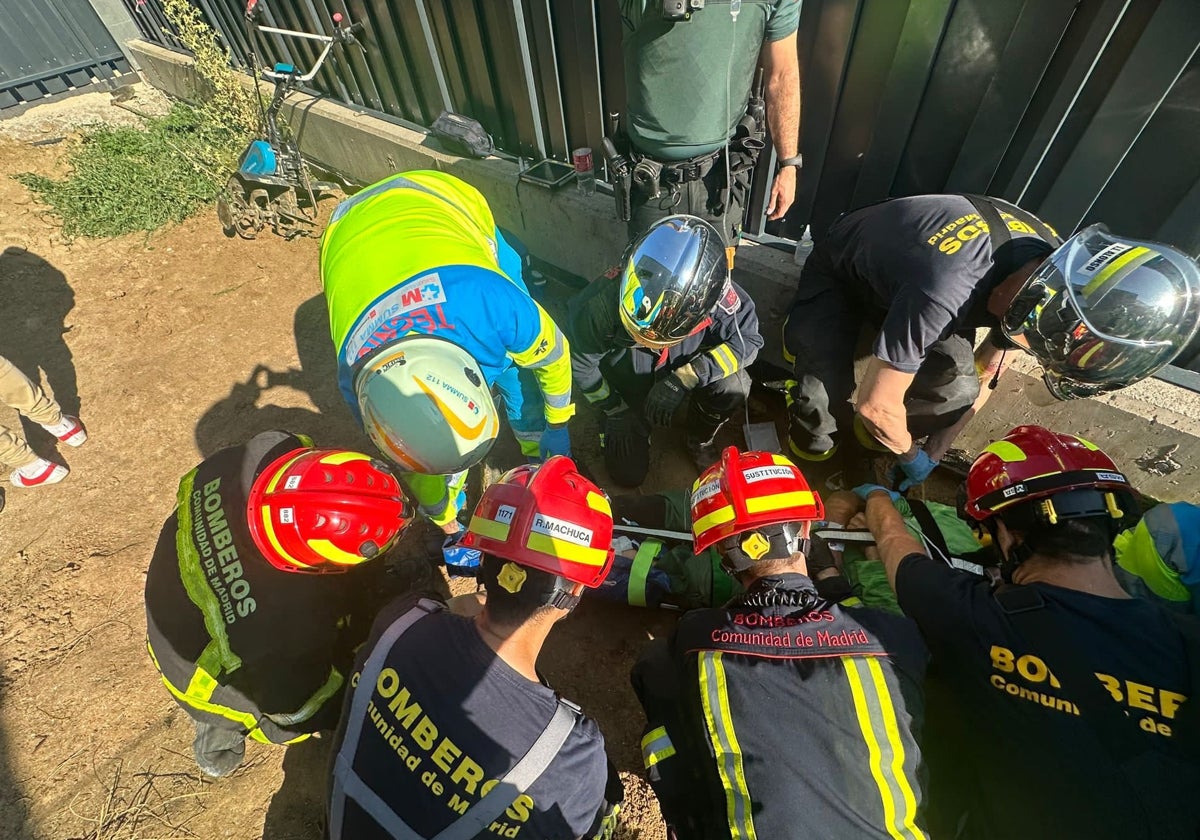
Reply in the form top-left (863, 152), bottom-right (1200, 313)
top-left (686, 406), bottom-right (726, 471)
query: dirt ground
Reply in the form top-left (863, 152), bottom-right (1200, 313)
top-left (0, 90), bottom-right (736, 840)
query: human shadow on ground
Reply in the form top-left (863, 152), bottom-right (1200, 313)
top-left (260, 736), bottom-right (331, 840)
top-left (0, 246), bottom-right (80, 460)
top-left (193, 294), bottom-right (369, 458)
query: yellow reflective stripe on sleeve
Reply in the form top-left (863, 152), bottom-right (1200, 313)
top-left (842, 656), bottom-right (924, 840)
top-left (744, 491), bottom-right (815, 515)
top-left (693, 503), bottom-right (736, 536)
top-left (525, 533), bottom-right (609, 567)
top-left (1080, 246), bottom-right (1154, 299)
top-left (264, 666), bottom-right (345, 727)
top-left (583, 379), bottom-right (611, 403)
top-left (641, 726), bottom-right (677, 768)
top-left (707, 344), bottom-right (739, 378)
top-left (699, 651), bottom-right (756, 840)
top-left (175, 469), bottom-right (242, 674)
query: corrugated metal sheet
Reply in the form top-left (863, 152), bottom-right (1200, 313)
top-left (125, 0), bottom-right (1200, 373)
top-left (0, 0), bottom-right (132, 109)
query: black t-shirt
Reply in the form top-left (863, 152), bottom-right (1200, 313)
top-left (328, 596), bottom-right (610, 839)
top-left (144, 431), bottom-right (384, 731)
top-left (895, 553), bottom-right (1200, 839)
top-left (820, 195), bottom-right (1054, 372)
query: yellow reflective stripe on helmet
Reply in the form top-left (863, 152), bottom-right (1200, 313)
top-left (175, 469), bottom-right (242, 673)
top-left (744, 491), bottom-right (815, 515)
top-left (586, 491), bottom-right (611, 515)
top-left (307, 539), bottom-right (366, 566)
top-left (318, 451), bottom-right (371, 466)
top-left (1081, 246), bottom-right (1154, 300)
top-left (1075, 436), bottom-right (1101, 451)
top-left (699, 651), bottom-right (756, 840)
top-left (693, 504), bottom-right (737, 536)
top-left (769, 454), bottom-right (797, 468)
top-left (982, 440), bottom-right (1026, 462)
top-left (526, 532), bottom-right (608, 566)
top-left (469, 514), bottom-right (511, 543)
top-left (259, 506), bottom-right (314, 570)
top-left (641, 726), bottom-right (676, 768)
top-left (264, 452), bottom-right (308, 494)
top-left (842, 656), bottom-right (924, 840)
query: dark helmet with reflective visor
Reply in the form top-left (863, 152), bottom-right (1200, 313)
top-left (1001, 225), bottom-right (1200, 400)
top-left (618, 215), bottom-right (730, 348)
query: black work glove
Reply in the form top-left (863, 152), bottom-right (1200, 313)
top-left (644, 373), bottom-right (689, 427)
top-left (605, 408), bottom-right (642, 460)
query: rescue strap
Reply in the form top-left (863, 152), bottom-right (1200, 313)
top-left (329, 598), bottom-right (581, 840)
top-left (628, 539), bottom-right (663, 608)
top-left (962, 194), bottom-right (1063, 254)
top-left (613, 523), bottom-right (692, 542)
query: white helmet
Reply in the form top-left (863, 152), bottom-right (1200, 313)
top-left (355, 335), bottom-right (499, 474)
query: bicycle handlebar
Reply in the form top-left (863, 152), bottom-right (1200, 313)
top-left (248, 3), bottom-right (365, 84)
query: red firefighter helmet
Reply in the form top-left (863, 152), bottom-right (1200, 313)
top-left (459, 456), bottom-right (614, 588)
top-left (963, 425), bottom-right (1134, 526)
top-left (247, 448), bottom-right (411, 573)
top-left (691, 448), bottom-right (825, 567)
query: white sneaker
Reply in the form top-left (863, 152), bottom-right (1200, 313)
top-left (42, 415), bottom-right (87, 447)
top-left (11, 457), bottom-right (69, 488)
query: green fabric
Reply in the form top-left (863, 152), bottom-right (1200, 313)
top-left (620, 0), bottom-right (801, 160)
top-left (629, 539), bottom-right (661, 607)
top-left (402, 470), bottom-right (469, 527)
top-left (174, 468), bottom-right (242, 674)
top-left (842, 499), bottom-right (985, 614)
top-left (1114, 520), bottom-right (1191, 603)
top-left (654, 490), bottom-right (742, 607)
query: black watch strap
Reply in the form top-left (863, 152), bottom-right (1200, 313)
top-left (778, 154), bottom-right (803, 168)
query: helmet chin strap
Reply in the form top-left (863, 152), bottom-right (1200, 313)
top-left (989, 520), bottom-right (1032, 583)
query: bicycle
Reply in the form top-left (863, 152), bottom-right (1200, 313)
top-left (216, 0), bottom-right (363, 240)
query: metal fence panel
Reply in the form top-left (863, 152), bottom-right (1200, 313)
top-left (0, 0), bottom-right (131, 107)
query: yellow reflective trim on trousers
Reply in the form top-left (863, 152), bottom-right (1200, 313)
top-left (842, 657), bottom-right (924, 840)
top-left (1081, 246), bottom-right (1153, 299)
top-left (744, 491), bottom-right (815, 515)
top-left (469, 514), bottom-right (511, 543)
top-left (693, 504), bottom-right (736, 536)
top-left (525, 532), bottom-right (608, 566)
top-left (641, 726), bottom-right (676, 768)
top-left (699, 651), bottom-right (756, 840)
top-left (175, 469), bottom-right (242, 674)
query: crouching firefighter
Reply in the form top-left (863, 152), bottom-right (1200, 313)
top-left (144, 431), bottom-right (413, 777)
top-left (326, 456), bottom-right (623, 839)
top-left (321, 170), bottom-right (576, 554)
top-left (567, 216), bottom-right (762, 485)
top-left (631, 447), bottom-right (928, 839)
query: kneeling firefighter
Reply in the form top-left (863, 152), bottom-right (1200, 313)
top-left (321, 170), bottom-right (576, 563)
top-left (567, 215), bottom-right (763, 486)
top-left (144, 430), bottom-right (412, 777)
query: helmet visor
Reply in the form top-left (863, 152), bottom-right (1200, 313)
top-left (619, 216), bottom-right (728, 345)
top-left (1002, 225), bottom-right (1200, 398)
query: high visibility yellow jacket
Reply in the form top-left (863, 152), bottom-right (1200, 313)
top-left (320, 170), bottom-right (574, 427)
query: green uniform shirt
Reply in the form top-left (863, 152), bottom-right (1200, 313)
top-left (620, 0), bottom-right (801, 160)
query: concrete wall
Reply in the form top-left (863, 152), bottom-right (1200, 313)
top-left (127, 39), bottom-right (1200, 502)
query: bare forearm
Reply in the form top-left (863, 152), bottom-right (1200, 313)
top-left (864, 492), bottom-right (925, 591)
top-left (857, 404), bottom-right (913, 456)
top-left (765, 67), bottom-right (800, 158)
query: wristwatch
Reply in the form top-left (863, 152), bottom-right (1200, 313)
top-left (778, 154), bottom-right (803, 169)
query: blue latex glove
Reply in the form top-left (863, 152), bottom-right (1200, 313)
top-left (853, 484), bottom-right (901, 503)
top-left (887, 450), bottom-right (939, 492)
top-left (539, 425), bottom-right (572, 461)
top-left (442, 534), bottom-right (481, 578)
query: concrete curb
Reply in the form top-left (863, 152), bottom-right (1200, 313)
top-left (126, 39), bottom-right (1200, 503)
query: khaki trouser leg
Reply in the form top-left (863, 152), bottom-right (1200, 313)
top-left (0, 355), bottom-right (62, 468)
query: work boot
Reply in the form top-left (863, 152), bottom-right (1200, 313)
top-left (192, 721), bottom-right (246, 778)
top-left (686, 408), bottom-right (726, 472)
top-left (42, 415), bottom-right (87, 447)
top-left (10, 457), bottom-right (68, 488)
